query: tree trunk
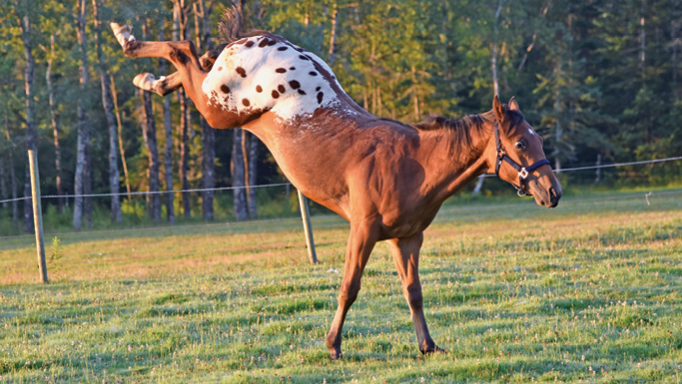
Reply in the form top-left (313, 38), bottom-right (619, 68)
top-left (93, 0), bottom-right (123, 223)
top-left (201, 118), bottom-right (215, 220)
top-left (554, 84), bottom-right (562, 173)
top-left (472, 176), bottom-right (485, 196)
top-left (328, 5), bottom-right (338, 66)
top-left (17, 10), bottom-right (37, 234)
top-left (491, 0), bottom-right (505, 97)
top-left (179, 88), bottom-right (191, 219)
top-left (110, 75), bottom-right (132, 198)
top-left (4, 119), bottom-right (19, 227)
top-left (640, 0), bottom-right (646, 80)
top-left (517, 0), bottom-right (551, 73)
top-left (194, 0), bottom-right (215, 221)
top-left (158, 30), bottom-right (175, 224)
top-left (73, 0), bottom-right (92, 230)
top-left (46, 34), bottom-right (64, 214)
top-left (141, 90), bottom-right (161, 222)
top-left (232, 129), bottom-right (247, 221)
top-left (247, 133), bottom-right (258, 218)
top-left (174, 0), bottom-right (191, 219)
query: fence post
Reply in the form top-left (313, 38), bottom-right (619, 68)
top-left (28, 150), bottom-right (48, 283)
top-left (297, 189), bottom-right (318, 264)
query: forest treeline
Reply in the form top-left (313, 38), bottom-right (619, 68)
top-left (0, 0), bottom-right (680, 234)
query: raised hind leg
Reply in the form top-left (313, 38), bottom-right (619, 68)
top-left (133, 72), bottom-right (182, 97)
top-left (109, 23), bottom-right (219, 123)
top-left (387, 233), bottom-right (445, 354)
top-left (326, 219), bottom-right (380, 360)
top-left (132, 50), bottom-right (220, 96)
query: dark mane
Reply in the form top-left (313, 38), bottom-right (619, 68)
top-left (411, 114), bottom-right (488, 148)
top-left (411, 108), bottom-right (525, 147)
top-left (219, 5), bottom-right (278, 44)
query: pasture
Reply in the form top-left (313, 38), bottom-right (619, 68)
top-left (1, 188), bottom-right (681, 383)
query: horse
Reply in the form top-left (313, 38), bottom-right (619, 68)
top-left (110, 9), bottom-right (561, 360)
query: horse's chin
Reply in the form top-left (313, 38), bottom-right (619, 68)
top-left (532, 193), bottom-right (553, 208)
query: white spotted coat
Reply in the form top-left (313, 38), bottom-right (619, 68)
top-left (202, 36), bottom-right (343, 122)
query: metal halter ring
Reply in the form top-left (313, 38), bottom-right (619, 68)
top-left (518, 168), bottom-right (529, 179)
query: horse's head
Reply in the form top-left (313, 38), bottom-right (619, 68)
top-left (488, 95), bottom-right (561, 208)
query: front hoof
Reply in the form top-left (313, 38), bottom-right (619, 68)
top-left (329, 349), bottom-right (343, 361)
top-left (420, 345), bottom-right (448, 355)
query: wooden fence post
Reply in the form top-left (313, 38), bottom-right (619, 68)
top-left (28, 150), bottom-right (48, 283)
top-left (297, 189), bottom-right (318, 264)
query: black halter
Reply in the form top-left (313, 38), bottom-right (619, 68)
top-left (493, 120), bottom-right (551, 197)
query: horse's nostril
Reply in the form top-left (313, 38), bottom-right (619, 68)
top-left (549, 187), bottom-right (560, 205)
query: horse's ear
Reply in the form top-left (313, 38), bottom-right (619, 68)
top-left (493, 95), bottom-right (506, 124)
top-left (508, 96), bottom-right (521, 112)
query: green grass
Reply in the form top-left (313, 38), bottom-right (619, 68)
top-left (1, 188), bottom-right (681, 383)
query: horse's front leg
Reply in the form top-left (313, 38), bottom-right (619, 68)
top-left (326, 220), bottom-right (379, 360)
top-left (388, 233), bottom-right (446, 354)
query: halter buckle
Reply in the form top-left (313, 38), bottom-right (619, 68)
top-left (518, 168), bottom-right (529, 179)
top-left (517, 188), bottom-right (527, 197)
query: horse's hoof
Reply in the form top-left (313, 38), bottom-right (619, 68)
top-left (329, 349), bottom-right (343, 361)
top-left (421, 345), bottom-right (448, 355)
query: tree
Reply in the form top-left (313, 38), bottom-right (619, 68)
top-left (15, 0), bottom-right (38, 233)
top-left (93, 0), bottom-right (123, 223)
top-left (73, 0), bottom-right (93, 230)
top-left (231, 130), bottom-right (247, 221)
top-left (194, 0), bottom-right (216, 221)
top-left (158, 25), bottom-right (175, 223)
top-left (533, 3), bottom-right (610, 172)
top-left (43, 34), bottom-right (66, 213)
top-left (173, 0), bottom-right (192, 219)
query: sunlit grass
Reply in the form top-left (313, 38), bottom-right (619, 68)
top-left (0, 189), bottom-right (681, 383)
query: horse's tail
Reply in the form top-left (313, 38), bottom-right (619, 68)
top-left (219, 4), bottom-right (273, 44)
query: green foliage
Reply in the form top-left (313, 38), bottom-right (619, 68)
top-left (1, 0), bottom-right (682, 234)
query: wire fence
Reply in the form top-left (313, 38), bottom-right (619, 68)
top-left (0, 182), bottom-right (293, 205)
top-left (0, 154), bottom-right (681, 241)
top-left (2, 185), bottom-right (679, 242)
top-left (1, 155), bottom-right (681, 206)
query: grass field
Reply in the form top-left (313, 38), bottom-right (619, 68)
top-left (1, 188), bottom-right (681, 383)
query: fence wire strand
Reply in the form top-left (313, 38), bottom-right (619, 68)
top-left (0, 154), bottom-right (681, 206)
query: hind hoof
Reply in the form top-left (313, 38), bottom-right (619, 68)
top-left (421, 345), bottom-right (448, 355)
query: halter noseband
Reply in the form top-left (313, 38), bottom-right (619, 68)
top-left (493, 120), bottom-right (551, 197)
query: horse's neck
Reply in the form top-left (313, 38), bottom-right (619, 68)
top-left (417, 116), bottom-right (494, 198)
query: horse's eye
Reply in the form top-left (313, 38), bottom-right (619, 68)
top-left (514, 141), bottom-right (526, 150)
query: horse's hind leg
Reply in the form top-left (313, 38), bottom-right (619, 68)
top-left (326, 220), bottom-right (379, 360)
top-left (132, 50), bottom-right (219, 97)
top-left (133, 72), bottom-right (183, 97)
top-left (110, 23), bottom-right (224, 123)
top-left (388, 233), bottom-right (445, 354)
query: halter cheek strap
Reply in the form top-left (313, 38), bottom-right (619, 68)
top-left (493, 120), bottom-right (551, 197)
